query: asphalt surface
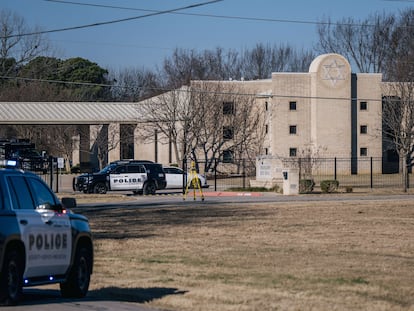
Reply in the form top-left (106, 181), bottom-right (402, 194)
top-left (3, 288), bottom-right (162, 311)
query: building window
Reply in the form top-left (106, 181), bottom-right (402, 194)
top-left (265, 148), bottom-right (268, 155)
top-left (289, 101), bottom-right (297, 111)
top-left (360, 101), bottom-right (367, 111)
top-left (265, 101), bottom-right (268, 111)
top-left (222, 149), bottom-right (234, 163)
top-left (223, 101), bottom-right (234, 115)
top-left (360, 147), bottom-right (368, 156)
top-left (289, 148), bottom-right (297, 157)
top-left (223, 126), bottom-right (234, 140)
top-left (360, 125), bottom-right (368, 134)
top-left (265, 124), bottom-right (269, 134)
top-left (289, 125), bottom-right (297, 135)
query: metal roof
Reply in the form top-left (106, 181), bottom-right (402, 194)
top-left (0, 102), bottom-right (144, 124)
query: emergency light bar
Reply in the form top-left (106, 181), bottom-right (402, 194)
top-left (0, 160), bottom-right (18, 167)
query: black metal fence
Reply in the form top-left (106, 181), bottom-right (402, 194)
top-left (288, 157), bottom-right (410, 189)
top-left (15, 156), bottom-right (413, 193)
top-left (187, 157), bottom-right (412, 191)
top-left (16, 157), bottom-right (64, 193)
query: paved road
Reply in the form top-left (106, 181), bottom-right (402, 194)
top-left (3, 288), bottom-right (164, 311)
top-left (76, 189), bottom-right (414, 210)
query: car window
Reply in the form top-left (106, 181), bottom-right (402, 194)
top-left (7, 175), bottom-right (35, 210)
top-left (150, 164), bottom-right (164, 174)
top-left (173, 168), bottom-right (183, 174)
top-left (27, 177), bottom-right (57, 208)
top-left (128, 165), bottom-right (145, 173)
top-left (0, 184), bottom-right (3, 210)
top-left (114, 165), bottom-right (127, 174)
top-left (0, 176), bottom-right (11, 211)
top-left (166, 167), bottom-right (182, 174)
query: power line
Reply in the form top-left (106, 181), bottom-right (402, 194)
top-left (0, 0), bottom-right (223, 39)
top-left (44, 0), bottom-right (414, 29)
top-left (0, 75), bottom-right (385, 103)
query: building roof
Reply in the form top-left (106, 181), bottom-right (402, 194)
top-left (0, 102), bottom-right (143, 124)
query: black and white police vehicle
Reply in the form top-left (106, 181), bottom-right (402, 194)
top-left (73, 160), bottom-right (167, 195)
top-left (0, 160), bottom-right (93, 305)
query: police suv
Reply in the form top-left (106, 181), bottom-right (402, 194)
top-left (73, 160), bottom-right (167, 195)
top-left (0, 161), bottom-right (93, 305)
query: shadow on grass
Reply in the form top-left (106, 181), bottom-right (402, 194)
top-left (90, 286), bottom-right (188, 303)
top-left (19, 286), bottom-right (187, 306)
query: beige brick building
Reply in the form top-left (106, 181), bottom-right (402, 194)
top-left (132, 53), bottom-right (388, 177)
top-left (89, 53), bottom-right (389, 176)
top-left (226, 53), bottom-right (383, 161)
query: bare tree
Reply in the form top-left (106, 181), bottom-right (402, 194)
top-left (381, 9), bottom-right (414, 192)
top-left (241, 43), bottom-right (315, 79)
top-left (137, 86), bottom-right (193, 165)
top-left (0, 9), bottom-right (51, 77)
top-left (382, 86), bottom-right (414, 192)
top-left (109, 67), bottom-right (161, 102)
top-left (189, 81), bottom-right (266, 174)
top-left (9, 124), bottom-right (78, 171)
top-left (137, 82), bottom-right (266, 174)
top-left (316, 13), bottom-right (396, 73)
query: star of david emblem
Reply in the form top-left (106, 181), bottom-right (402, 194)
top-left (322, 59), bottom-right (346, 86)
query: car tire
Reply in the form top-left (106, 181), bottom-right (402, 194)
top-left (0, 250), bottom-right (23, 306)
top-left (143, 182), bottom-right (156, 195)
top-left (60, 247), bottom-right (92, 298)
top-left (93, 182), bottom-right (107, 194)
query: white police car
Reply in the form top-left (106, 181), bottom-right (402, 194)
top-left (0, 160), bottom-right (93, 305)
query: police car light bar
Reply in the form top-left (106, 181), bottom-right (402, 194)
top-left (0, 159), bottom-right (18, 167)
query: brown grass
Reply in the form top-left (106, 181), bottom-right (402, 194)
top-left (77, 198), bottom-right (414, 310)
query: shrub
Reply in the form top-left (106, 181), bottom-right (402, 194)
top-left (299, 179), bottom-right (315, 193)
top-left (320, 180), bottom-right (339, 193)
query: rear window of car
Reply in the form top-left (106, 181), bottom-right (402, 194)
top-left (7, 175), bottom-right (35, 210)
top-left (150, 164), bottom-right (164, 174)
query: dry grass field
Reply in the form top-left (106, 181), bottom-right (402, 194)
top-left (75, 196), bottom-right (414, 311)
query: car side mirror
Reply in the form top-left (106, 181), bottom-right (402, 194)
top-left (62, 197), bottom-right (77, 209)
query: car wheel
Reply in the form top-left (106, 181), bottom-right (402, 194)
top-left (0, 250), bottom-right (23, 306)
top-left (93, 182), bottom-right (107, 194)
top-left (143, 182), bottom-right (156, 195)
top-left (60, 247), bottom-right (92, 298)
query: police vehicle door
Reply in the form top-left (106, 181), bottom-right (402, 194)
top-left (7, 175), bottom-right (71, 279)
top-left (109, 164), bottom-right (147, 190)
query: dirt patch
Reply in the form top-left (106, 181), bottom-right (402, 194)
top-left (77, 198), bottom-right (414, 310)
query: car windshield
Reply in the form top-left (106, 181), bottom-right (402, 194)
top-left (15, 149), bottom-right (41, 158)
top-left (99, 163), bottom-right (117, 174)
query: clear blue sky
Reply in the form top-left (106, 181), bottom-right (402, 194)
top-left (2, 0), bottom-right (413, 71)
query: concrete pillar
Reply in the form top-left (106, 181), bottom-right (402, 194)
top-left (72, 134), bottom-right (80, 165)
top-left (78, 125), bottom-right (91, 172)
top-left (108, 123), bottom-right (120, 163)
